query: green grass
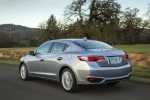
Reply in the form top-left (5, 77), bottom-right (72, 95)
top-left (0, 44), bottom-right (150, 53)
top-left (0, 58), bottom-right (19, 65)
top-left (0, 47), bottom-right (36, 53)
top-left (113, 44), bottom-right (150, 54)
top-left (131, 67), bottom-right (150, 84)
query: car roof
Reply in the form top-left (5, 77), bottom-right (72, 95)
top-left (49, 39), bottom-right (85, 42)
top-left (48, 38), bottom-right (102, 42)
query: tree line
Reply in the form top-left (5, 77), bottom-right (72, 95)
top-left (0, 0), bottom-right (150, 47)
top-left (39, 0), bottom-right (150, 45)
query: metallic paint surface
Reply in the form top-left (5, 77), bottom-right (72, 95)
top-left (19, 39), bottom-right (132, 85)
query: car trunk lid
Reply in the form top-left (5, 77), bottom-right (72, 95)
top-left (87, 48), bottom-right (128, 67)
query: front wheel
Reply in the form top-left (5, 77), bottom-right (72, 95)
top-left (20, 64), bottom-right (30, 80)
top-left (61, 68), bottom-right (78, 93)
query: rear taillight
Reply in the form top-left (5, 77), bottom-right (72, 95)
top-left (123, 54), bottom-right (129, 59)
top-left (77, 56), bottom-right (105, 61)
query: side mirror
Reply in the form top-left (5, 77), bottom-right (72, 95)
top-left (29, 51), bottom-right (35, 56)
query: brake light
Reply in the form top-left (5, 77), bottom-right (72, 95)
top-left (123, 54), bottom-right (129, 59)
top-left (94, 56), bottom-right (105, 61)
top-left (78, 56), bottom-right (105, 61)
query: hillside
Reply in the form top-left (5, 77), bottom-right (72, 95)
top-left (0, 24), bottom-right (42, 47)
top-left (0, 24), bottom-right (36, 34)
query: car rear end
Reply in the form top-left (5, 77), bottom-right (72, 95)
top-left (71, 39), bottom-right (132, 84)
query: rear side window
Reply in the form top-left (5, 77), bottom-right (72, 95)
top-left (74, 40), bottom-right (113, 49)
top-left (64, 44), bottom-right (69, 51)
top-left (51, 42), bottom-right (69, 53)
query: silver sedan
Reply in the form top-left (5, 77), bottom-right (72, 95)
top-left (19, 38), bottom-right (132, 92)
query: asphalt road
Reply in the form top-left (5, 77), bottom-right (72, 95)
top-left (0, 64), bottom-right (150, 100)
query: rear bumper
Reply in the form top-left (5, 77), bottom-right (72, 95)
top-left (73, 62), bottom-right (132, 84)
top-left (96, 73), bottom-right (131, 84)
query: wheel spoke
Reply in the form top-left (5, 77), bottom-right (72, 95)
top-left (20, 66), bottom-right (26, 79)
top-left (62, 71), bottom-right (73, 90)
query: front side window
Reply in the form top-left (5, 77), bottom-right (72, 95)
top-left (51, 42), bottom-right (69, 53)
top-left (36, 42), bottom-right (52, 54)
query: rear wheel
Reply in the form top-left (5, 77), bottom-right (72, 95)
top-left (20, 64), bottom-right (30, 80)
top-left (61, 68), bottom-right (78, 93)
top-left (106, 81), bottom-right (120, 86)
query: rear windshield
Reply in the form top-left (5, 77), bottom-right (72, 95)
top-left (74, 40), bottom-right (113, 49)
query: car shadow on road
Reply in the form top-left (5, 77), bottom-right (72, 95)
top-left (77, 83), bottom-right (129, 93)
top-left (30, 78), bottom-right (62, 88)
top-left (29, 78), bottom-right (130, 93)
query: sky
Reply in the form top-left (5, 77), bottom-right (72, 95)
top-left (0, 0), bottom-right (150, 28)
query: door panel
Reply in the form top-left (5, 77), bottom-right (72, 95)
top-left (44, 42), bottom-right (69, 80)
top-left (27, 42), bottom-right (52, 77)
top-left (44, 53), bottom-right (66, 80)
top-left (27, 54), bottom-right (45, 77)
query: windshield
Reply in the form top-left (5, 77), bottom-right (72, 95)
top-left (74, 40), bottom-right (113, 49)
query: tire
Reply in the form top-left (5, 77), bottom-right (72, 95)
top-left (61, 68), bottom-right (78, 93)
top-left (20, 64), bottom-right (30, 80)
top-left (106, 81), bottom-right (120, 86)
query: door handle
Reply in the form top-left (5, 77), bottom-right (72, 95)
top-left (57, 57), bottom-right (63, 61)
top-left (40, 59), bottom-right (44, 61)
